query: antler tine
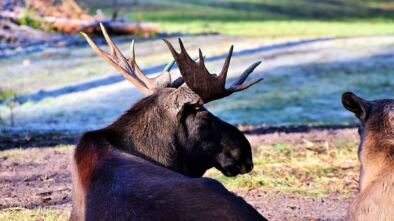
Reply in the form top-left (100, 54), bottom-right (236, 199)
top-left (100, 23), bottom-right (132, 72)
top-left (163, 38), bottom-right (262, 103)
top-left (163, 38), bottom-right (216, 96)
top-left (129, 40), bottom-right (136, 64)
top-left (128, 40), bottom-right (147, 84)
top-left (164, 38), bottom-right (196, 61)
top-left (128, 40), bottom-right (171, 88)
top-left (178, 38), bottom-right (191, 58)
top-left (81, 30), bottom-right (149, 94)
top-left (128, 39), bottom-right (144, 80)
top-left (232, 61), bottom-right (262, 86)
top-left (198, 49), bottom-right (205, 66)
top-left (163, 39), bottom-right (179, 58)
top-left (83, 24), bottom-right (173, 94)
top-left (229, 78), bottom-right (263, 92)
top-left (228, 61), bottom-right (263, 92)
top-left (218, 45), bottom-right (233, 85)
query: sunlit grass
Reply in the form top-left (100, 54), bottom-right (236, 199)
top-left (0, 208), bottom-right (68, 221)
top-left (0, 140), bottom-right (359, 219)
top-left (206, 139), bottom-right (359, 197)
top-left (109, 0), bottom-right (394, 37)
top-left (0, 145), bottom-right (73, 162)
top-left (155, 21), bottom-right (394, 37)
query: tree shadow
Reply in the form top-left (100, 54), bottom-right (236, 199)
top-left (115, 0), bottom-right (394, 21)
top-left (0, 132), bottom-right (78, 150)
top-left (1, 39), bottom-right (393, 149)
top-left (14, 37), bottom-right (335, 104)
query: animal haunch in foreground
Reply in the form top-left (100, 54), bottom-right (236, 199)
top-left (70, 24), bottom-right (267, 221)
top-left (342, 92), bottom-right (394, 221)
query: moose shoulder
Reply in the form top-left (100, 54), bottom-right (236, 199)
top-left (342, 92), bottom-right (394, 221)
top-left (71, 24), bottom-right (267, 221)
top-left (72, 131), bottom-right (265, 221)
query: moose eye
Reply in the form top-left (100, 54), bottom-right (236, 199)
top-left (182, 104), bottom-right (203, 117)
top-left (194, 105), bottom-right (203, 111)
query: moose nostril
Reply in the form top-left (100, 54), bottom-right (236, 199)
top-left (245, 163), bottom-right (253, 172)
top-left (239, 163), bottom-right (253, 174)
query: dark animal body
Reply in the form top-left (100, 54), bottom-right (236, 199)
top-left (71, 24), bottom-right (267, 221)
top-left (342, 92), bottom-right (394, 221)
top-left (72, 131), bottom-right (265, 221)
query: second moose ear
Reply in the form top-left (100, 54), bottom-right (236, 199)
top-left (342, 92), bottom-right (370, 122)
top-left (164, 86), bottom-right (203, 119)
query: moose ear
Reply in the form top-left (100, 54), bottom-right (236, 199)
top-left (342, 92), bottom-right (370, 122)
top-left (164, 86), bottom-right (203, 118)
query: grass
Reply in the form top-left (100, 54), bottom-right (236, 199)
top-left (0, 139), bottom-right (359, 220)
top-left (209, 43), bottom-right (394, 125)
top-left (0, 145), bottom-right (73, 162)
top-left (206, 139), bottom-right (359, 197)
top-left (0, 208), bottom-right (68, 221)
top-left (155, 21), bottom-right (394, 37)
top-left (0, 36), bottom-right (256, 97)
top-left (86, 0), bottom-right (394, 37)
top-left (1, 34), bottom-right (393, 130)
top-left (0, 89), bottom-right (16, 102)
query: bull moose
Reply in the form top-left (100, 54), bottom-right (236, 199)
top-left (342, 92), bottom-right (394, 221)
top-left (70, 24), bottom-right (267, 221)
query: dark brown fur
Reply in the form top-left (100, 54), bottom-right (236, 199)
top-left (72, 32), bottom-right (265, 220)
top-left (342, 92), bottom-right (394, 221)
top-left (71, 87), bottom-right (265, 220)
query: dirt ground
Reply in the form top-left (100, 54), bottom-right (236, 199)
top-left (0, 127), bottom-right (358, 221)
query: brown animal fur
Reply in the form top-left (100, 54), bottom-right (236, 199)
top-left (70, 131), bottom-right (266, 221)
top-left (342, 92), bottom-right (394, 221)
top-left (70, 34), bottom-right (265, 221)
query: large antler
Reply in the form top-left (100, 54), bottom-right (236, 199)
top-left (163, 39), bottom-right (262, 103)
top-left (82, 23), bottom-right (175, 94)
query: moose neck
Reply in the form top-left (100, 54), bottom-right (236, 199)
top-left (359, 131), bottom-right (394, 191)
top-left (102, 95), bottom-right (210, 177)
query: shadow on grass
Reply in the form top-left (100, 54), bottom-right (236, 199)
top-left (1, 39), bottom-right (393, 140)
top-left (241, 124), bottom-right (357, 135)
top-left (210, 50), bottom-right (394, 125)
top-left (0, 132), bottom-right (79, 150)
top-left (0, 124), bottom-right (357, 150)
top-left (15, 37), bottom-right (334, 104)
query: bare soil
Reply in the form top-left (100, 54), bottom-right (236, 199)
top-left (0, 127), bottom-right (358, 221)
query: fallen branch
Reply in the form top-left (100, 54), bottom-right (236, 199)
top-left (0, 19), bottom-right (57, 42)
top-left (0, 0), bottom-right (159, 57)
top-left (0, 10), bottom-right (159, 35)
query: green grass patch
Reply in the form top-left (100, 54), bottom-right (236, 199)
top-left (155, 21), bottom-right (394, 37)
top-left (0, 89), bottom-right (16, 102)
top-left (206, 139), bottom-right (359, 197)
top-left (87, 0), bottom-right (394, 37)
top-left (17, 9), bottom-right (44, 30)
top-left (0, 208), bottom-right (68, 221)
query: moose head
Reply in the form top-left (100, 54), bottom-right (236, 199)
top-left (342, 93), bottom-right (394, 221)
top-left (82, 24), bottom-right (262, 177)
top-left (342, 92), bottom-right (394, 189)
